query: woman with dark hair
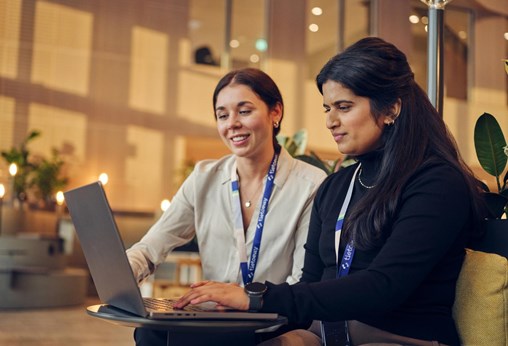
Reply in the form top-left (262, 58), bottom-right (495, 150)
top-left (127, 67), bottom-right (326, 345)
top-left (175, 38), bottom-right (485, 345)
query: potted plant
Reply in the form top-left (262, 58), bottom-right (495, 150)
top-left (474, 112), bottom-right (508, 219)
top-left (277, 129), bottom-right (354, 175)
top-left (1, 130), bottom-right (40, 204)
top-left (29, 149), bottom-right (68, 210)
top-left (470, 60), bottom-right (508, 255)
top-left (1, 130), bottom-right (68, 210)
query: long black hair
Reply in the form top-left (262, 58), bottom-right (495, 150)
top-left (316, 37), bottom-right (484, 249)
top-left (213, 68), bottom-right (284, 148)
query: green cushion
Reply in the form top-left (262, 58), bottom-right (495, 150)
top-left (453, 249), bottom-right (508, 345)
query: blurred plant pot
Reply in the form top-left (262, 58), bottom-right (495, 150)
top-left (1, 206), bottom-right (59, 237)
top-left (1, 206), bottom-right (27, 236)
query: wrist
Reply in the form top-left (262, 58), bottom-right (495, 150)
top-left (244, 282), bottom-right (267, 311)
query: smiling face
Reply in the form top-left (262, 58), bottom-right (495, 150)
top-left (215, 83), bottom-right (281, 160)
top-left (322, 80), bottom-right (394, 156)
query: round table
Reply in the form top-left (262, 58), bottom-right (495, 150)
top-left (87, 304), bottom-right (288, 345)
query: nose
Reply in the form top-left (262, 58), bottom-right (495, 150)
top-left (326, 111), bottom-right (339, 130)
top-left (227, 112), bottom-right (241, 129)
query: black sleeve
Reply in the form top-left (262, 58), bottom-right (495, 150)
top-left (300, 177), bottom-right (327, 283)
top-left (261, 164), bottom-right (472, 325)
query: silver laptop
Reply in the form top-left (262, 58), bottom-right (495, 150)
top-left (64, 181), bottom-right (278, 320)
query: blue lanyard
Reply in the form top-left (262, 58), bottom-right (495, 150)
top-left (335, 165), bottom-right (361, 278)
top-left (231, 148), bottom-right (280, 285)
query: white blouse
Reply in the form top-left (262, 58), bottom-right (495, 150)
top-left (126, 148), bottom-right (326, 286)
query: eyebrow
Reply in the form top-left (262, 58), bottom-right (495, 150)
top-left (215, 100), bottom-right (254, 113)
top-left (323, 100), bottom-right (354, 108)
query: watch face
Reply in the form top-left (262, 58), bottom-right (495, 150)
top-left (246, 282), bottom-right (267, 294)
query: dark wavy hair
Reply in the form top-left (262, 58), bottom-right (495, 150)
top-left (316, 37), bottom-right (484, 249)
top-left (213, 68), bottom-right (284, 148)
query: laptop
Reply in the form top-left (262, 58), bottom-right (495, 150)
top-left (64, 181), bottom-right (279, 320)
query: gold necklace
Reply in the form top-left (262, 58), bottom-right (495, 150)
top-left (243, 183), bottom-right (263, 208)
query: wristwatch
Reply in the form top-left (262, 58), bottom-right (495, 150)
top-left (244, 282), bottom-right (267, 311)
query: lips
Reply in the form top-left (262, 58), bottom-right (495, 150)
top-left (332, 132), bottom-right (346, 142)
top-left (230, 134), bottom-right (250, 144)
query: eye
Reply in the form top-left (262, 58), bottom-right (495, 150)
top-left (239, 109), bottom-right (251, 115)
top-left (323, 107), bottom-right (330, 113)
top-left (338, 105), bottom-right (351, 112)
top-left (216, 113), bottom-right (228, 120)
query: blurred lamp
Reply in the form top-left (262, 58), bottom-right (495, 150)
top-left (160, 199), bottom-right (171, 212)
top-left (56, 191), bottom-right (64, 206)
top-left (9, 163), bottom-right (17, 176)
top-left (99, 173), bottom-right (109, 185)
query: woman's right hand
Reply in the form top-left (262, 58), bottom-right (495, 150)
top-left (173, 281), bottom-right (250, 311)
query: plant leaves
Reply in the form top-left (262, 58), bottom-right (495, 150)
top-left (295, 154), bottom-right (329, 174)
top-left (474, 113), bottom-right (507, 182)
top-left (276, 129), bottom-right (308, 157)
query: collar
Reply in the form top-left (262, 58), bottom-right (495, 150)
top-left (220, 147), bottom-right (292, 189)
top-left (354, 149), bottom-right (383, 182)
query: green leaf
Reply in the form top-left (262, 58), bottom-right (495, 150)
top-left (290, 129), bottom-right (308, 156)
top-left (278, 129), bottom-right (308, 157)
top-left (474, 113), bottom-right (507, 186)
top-left (276, 135), bottom-right (288, 148)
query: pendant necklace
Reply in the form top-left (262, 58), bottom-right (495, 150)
top-left (243, 183), bottom-right (263, 208)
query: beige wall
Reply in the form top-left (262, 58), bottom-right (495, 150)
top-left (0, 0), bottom-right (507, 214)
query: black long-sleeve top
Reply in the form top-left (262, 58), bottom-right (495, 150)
top-left (262, 152), bottom-right (475, 345)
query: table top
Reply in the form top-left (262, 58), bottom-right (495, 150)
top-left (86, 304), bottom-right (288, 333)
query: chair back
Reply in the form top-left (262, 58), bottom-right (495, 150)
top-left (452, 220), bottom-right (508, 345)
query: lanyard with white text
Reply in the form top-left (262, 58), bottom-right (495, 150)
top-left (231, 148), bottom-right (280, 285)
top-left (335, 164), bottom-right (361, 278)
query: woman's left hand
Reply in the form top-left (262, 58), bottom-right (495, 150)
top-left (173, 281), bottom-right (250, 311)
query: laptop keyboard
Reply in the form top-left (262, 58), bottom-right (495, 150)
top-left (143, 298), bottom-right (208, 312)
top-left (143, 297), bottom-right (175, 311)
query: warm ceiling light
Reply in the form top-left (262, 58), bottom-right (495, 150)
top-left (250, 54), bottom-right (260, 63)
top-left (409, 15), bottom-right (419, 24)
top-left (504, 32), bottom-right (508, 40)
top-left (458, 31), bottom-right (467, 40)
top-left (308, 23), bottom-right (319, 32)
top-left (311, 7), bottom-right (322, 16)
top-left (421, 16), bottom-right (429, 25)
top-left (229, 39), bottom-right (239, 48)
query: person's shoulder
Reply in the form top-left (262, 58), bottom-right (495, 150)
top-left (414, 160), bottom-right (464, 180)
top-left (407, 160), bottom-right (468, 192)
